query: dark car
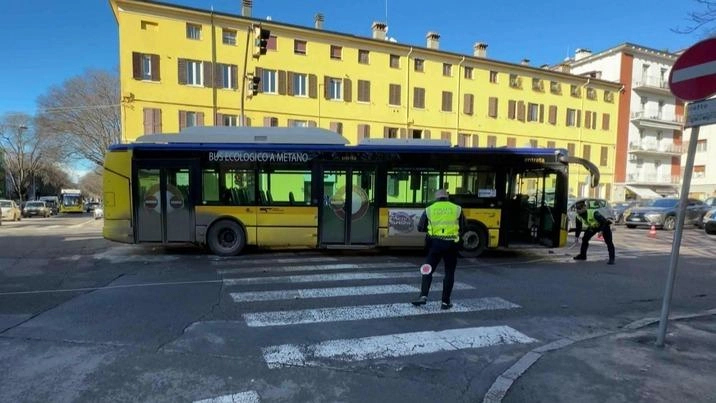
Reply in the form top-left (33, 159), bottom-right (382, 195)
top-left (22, 201), bottom-right (51, 218)
top-left (624, 198), bottom-right (707, 230)
top-left (611, 200), bottom-right (640, 224)
top-left (703, 208), bottom-right (716, 235)
top-left (696, 197), bottom-right (716, 228)
top-left (85, 202), bottom-right (100, 213)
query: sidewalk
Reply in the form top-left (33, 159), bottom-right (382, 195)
top-left (485, 310), bottom-right (716, 403)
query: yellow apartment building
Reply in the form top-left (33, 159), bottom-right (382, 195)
top-left (109, 0), bottom-right (621, 199)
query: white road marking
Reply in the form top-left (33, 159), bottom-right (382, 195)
top-left (219, 262), bottom-right (414, 275)
top-left (214, 256), bottom-right (339, 266)
top-left (243, 297), bottom-right (520, 327)
top-left (262, 325), bottom-right (537, 368)
top-left (194, 390), bottom-right (260, 403)
top-left (224, 271), bottom-right (425, 286)
top-left (230, 282), bottom-right (474, 302)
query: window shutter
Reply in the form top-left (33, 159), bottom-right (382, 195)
top-left (424, 129), bottom-right (431, 139)
top-left (245, 117), bottom-right (251, 127)
top-left (214, 63), bottom-right (222, 88)
top-left (278, 70), bottom-right (286, 95)
top-left (577, 110), bottom-right (582, 127)
top-left (539, 104), bottom-right (544, 123)
top-left (602, 113), bottom-right (610, 130)
top-left (488, 97), bottom-right (498, 117)
top-left (343, 78), bottom-right (352, 102)
top-left (517, 101), bottom-right (525, 121)
top-left (464, 93), bottom-right (474, 115)
top-left (203, 61), bottom-right (213, 88)
top-left (324, 76), bottom-right (330, 99)
top-left (330, 122), bottom-right (338, 132)
top-left (143, 108), bottom-right (153, 134)
top-left (229, 65), bottom-right (237, 89)
top-left (507, 137), bottom-right (516, 147)
top-left (400, 128), bottom-right (407, 139)
top-left (383, 126), bottom-right (389, 138)
top-left (263, 117), bottom-right (273, 127)
top-left (287, 119), bottom-right (294, 127)
top-left (508, 100), bottom-right (516, 119)
top-left (309, 74), bottom-right (317, 98)
top-left (132, 52), bottom-right (142, 79)
top-left (549, 105), bottom-right (557, 124)
top-left (153, 108), bottom-right (162, 133)
top-left (179, 110), bottom-right (187, 130)
top-left (197, 112), bottom-right (205, 126)
top-left (308, 121), bottom-right (317, 127)
top-left (287, 72), bottom-right (294, 95)
top-left (216, 113), bottom-right (223, 126)
top-left (151, 54), bottom-right (160, 81)
top-left (585, 110), bottom-right (592, 129)
top-left (254, 67), bottom-right (263, 93)
top-left (178, 59), bottom-right (187, 84)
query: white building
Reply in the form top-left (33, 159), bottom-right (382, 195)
top-left (565, 43), bottom-right (683, 201)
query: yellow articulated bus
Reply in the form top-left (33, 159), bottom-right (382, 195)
top-left (102, 127), bottom-right (599, 256)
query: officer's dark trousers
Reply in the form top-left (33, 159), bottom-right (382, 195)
top-left (580, 224), bottom-right (615, 260)
top-left (421, 238), bottom-right (459, 303)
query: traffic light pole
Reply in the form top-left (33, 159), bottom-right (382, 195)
top-left (239, 25), bottom-right (253, 127)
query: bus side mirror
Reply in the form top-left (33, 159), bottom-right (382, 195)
top-left (410, 172), bottom-right (421, 190)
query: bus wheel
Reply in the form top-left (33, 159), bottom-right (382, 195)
top-left (207, 220), bottom-right (246, 256)
top-left (459, 225), bottom-right (487, 258)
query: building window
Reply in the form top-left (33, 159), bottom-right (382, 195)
top-left (218, 63), bottom-right (237, 89)
top-left (292, 73), bottom-right (308, 96)
top-left (357, 80), bottom-right (371, 102)
top-left (550, 81), bottom-right (561, 94)
top-left (547, 141), bottom-right (555, 148)
top-left (132, 52), bottom-right (160, 81)
top-left (179, 110), bottom-right (203, 130)
top-left (487, 135), bottom-right (497, 147)
top-left (464, 66), bottom-right (473, 79)
top-left (358, 49), bottom-right (369, 64)
top-left (221, 114), bottom-right (238, 126)
top-left (330, 45), bottom-right (342, 60)
top-left (697, 139), bottom-right (708, 152)
top-left (294, 40), bottom-right (307, 55)
top-left (532, 78), bottom-right (544, 91)
top-left (385, 127), bottom-right (399, 139)
top-left (489, 71), bottom-right (498, 83)
top-left (586, 88), bottom-right (597, 100)
top-left (488, 97), bottom-right (498, 118)
top-left (141, 20), bottom-right (158, 31)
top-left (222, 29), bottom-right (236, 45)
top-left (509, 74), bottom-right (522, 89)
top-left (507, 137), bottom-right (516, 147)
top-left (267, 36), bottom-right (277, 51)
top-left (600, 146), bottom-right (608, 166)
top-left (185, 60), bottom-right (203, 86)
top-left (570, 84), bottom-right (581, 97)
top-left (441, 91), bottom-right (453, 112)
top-left (328, 78), bottom-right (342, 100)
top-left (583, 144), bottom-right (591, 160)
top-left (413, 87), bottom-right (425, 108)
top-left (458, 133), bottom-right (469, 147)
top-left (389, 84), bottom-right (401, 106)
top-left (602, 113), bottom-right (610, 130)
top-left (566, 108), bottom-right (577, 126)
top-left (358, 124), bottom-right (371, 139)
top-left (463, 93), bottom-right (474, 115)
top-left (390, 54), bottom-right (400, 68)
top-left (262, 69), bottom-right (277, 93)
top-left (694, 165), bottom-right (706, 178)
top-left (508, 100), bottom-right (517, 120)
top-left (414, 58), bottom-right (424, 72)
top-left (604, 91), bottom-right (614, 102)
top-left (568, 143), bottom-right (575, 156)
top-left (527, 103), bottom-right (539, 122)
top-left (442, 63), bottom-right (452, 76)
top-left (143, 107), bottom-right (162, 134)
top-left (186, 23), bottom-right (201, 40)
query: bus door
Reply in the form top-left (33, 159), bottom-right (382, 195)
top-left (134, 161), bottom-right (196, 243)
top-left (319, 166), bottom-right (377, 246)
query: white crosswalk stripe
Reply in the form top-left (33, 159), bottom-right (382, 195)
top-left (223, 270), bottom-right (422, 285)
top-left (262, 325), bottom-right (537, 369)
top-left (194, 390), bottom-right (260, 403)
top-left (218, 262), bottom-right (414, 275)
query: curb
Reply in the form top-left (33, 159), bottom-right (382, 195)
top-left (482, 308), bottom-right (716, 403)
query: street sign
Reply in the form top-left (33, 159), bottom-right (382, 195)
top-left (668, 37), bottom-right (716, 101)
top-left (686, 98), bottom-right (716, 128)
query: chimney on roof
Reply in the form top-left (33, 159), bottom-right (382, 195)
top-left (473, 42), bottom-right (488, 58)
top-left (521, 58), bottom-right (530, 66)
top-left (372, 21), bottom-right (387, 40)
top-left (314, 13), bottom-right (324, 29)
top-left (575, 48), bottom-right (592, 61)
top-left (241, 0), bottom-right (252, 17)
top-left (426, 32), bottom-right (440, 49)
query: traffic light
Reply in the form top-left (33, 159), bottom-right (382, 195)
top-left (249, 75), bottom-right (261, 96)
top-left (253, 26), bottom-right (270, 57)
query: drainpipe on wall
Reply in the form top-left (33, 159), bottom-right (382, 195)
top-left (580, 78), bottom-right (591, 196)
top-left (456, 56), bottom-right (465, 141)
top-left (406, 47), bottom-right (413, 136)
top-left (210, 10), bottom-right (218, 122)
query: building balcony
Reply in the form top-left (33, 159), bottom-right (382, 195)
top-left (630, 111), bottom-right (684, 130)
top-left (626, 173), bottom-right (681, 185)
top-left (628, 142), bottom-right (683, 156)
top-left (632, 76), bottom-right (671, 96)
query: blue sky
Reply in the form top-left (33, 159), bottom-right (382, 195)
top-left (0, 0), bottom-right (707, 117)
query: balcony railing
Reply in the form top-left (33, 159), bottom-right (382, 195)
top-left (628, 142), bottom-right (683, 154)
top-left (631, 111), bottom-right (684, 126)
top-left (627, 173), bottom-right (681, 184)
top-left (633, 75), bottom-right (670, 91)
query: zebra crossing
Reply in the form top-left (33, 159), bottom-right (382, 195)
top-left (213, 254), bottom-right (538, 371)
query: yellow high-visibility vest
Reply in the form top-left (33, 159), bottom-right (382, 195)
top-left (426, 201), bottom-right (461, 241)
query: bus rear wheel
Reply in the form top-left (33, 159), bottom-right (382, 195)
top-left (207, 220), bottom-right (246, 256)
top-left (459, 224), bottom-right (488, 258)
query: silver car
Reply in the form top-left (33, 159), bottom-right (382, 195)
top-left (0, 199), bottom-right (22, 221)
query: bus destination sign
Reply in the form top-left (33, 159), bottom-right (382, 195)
top-left (209, 150), bottom-right (311, 163)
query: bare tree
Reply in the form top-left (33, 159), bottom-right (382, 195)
top-left (36, 69), bottom-right (121, 168)
top-left (0, 113), bottom-right (64, 201)
top-left (78, 169), bottom-right (103, 201)
top-left (673, 0), bottom-right (716, 35)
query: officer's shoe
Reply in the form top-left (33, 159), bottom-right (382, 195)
top-left (573, 254), bottom-right (587, 261)
top-left (411, 295), bottom-right (427, 306)
top-left (440, 302), bottom-right (453, 310)
top-left (607, 258), bottom-right (615, 265)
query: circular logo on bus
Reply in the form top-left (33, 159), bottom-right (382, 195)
top-left (169, 195), bottom-right (184, 209)
top-left (330, 186), bottom-right (369, 221)
top-left (144, 195), bottom-right (158, 210)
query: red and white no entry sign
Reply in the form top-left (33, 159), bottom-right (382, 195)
top-left (669, 37), bottom-right (716, 101)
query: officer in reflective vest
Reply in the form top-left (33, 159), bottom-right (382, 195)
top-left (573, 199), bottom-right (615, 264)
top-left (411, 189), bottom-right (466, 310)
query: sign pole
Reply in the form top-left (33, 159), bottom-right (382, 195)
top-left (655, 125), bottom-right (700, 347)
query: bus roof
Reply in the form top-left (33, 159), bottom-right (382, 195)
top-left (136, 127), bottom-right (350, 145)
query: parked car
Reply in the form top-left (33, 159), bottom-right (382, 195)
top-left (696, 197), bottom-right (716, 228)
top-left (624, 198), bottom-right (707, 230)
top-left (703, 208), bottom-right (716, 235)
top-left (611, 200), bottom-right (640, 224)
top-left (567, 198), bottom-right (615, 232)
top-left (0, 199), bottom-right (22, 221)
top-left (93, 204), bottom-right (104, 219)
top-left (85, 202), bottom-right (100, 213)
top-left (22, 201), bottom-right (52, 218)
